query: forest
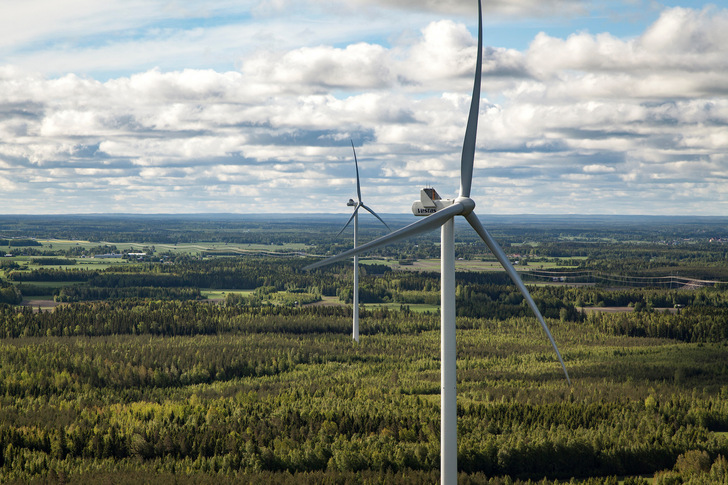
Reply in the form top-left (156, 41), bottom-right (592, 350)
top-left (1, 214), bottom-right (728, 484)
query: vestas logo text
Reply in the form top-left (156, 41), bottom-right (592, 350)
top-left (417, 208), bottom-right (437, 214)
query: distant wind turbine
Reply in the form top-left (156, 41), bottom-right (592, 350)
top-left (337, 141), bottom-right (390, 342)
top-left (306, 1), bottom-right (570, 484)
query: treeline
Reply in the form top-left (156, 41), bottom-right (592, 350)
top-left (455, 284), bottom-right (581, 321)
top-left (9, 268), bottom-right (92, 282)
top-left (0, 239), bottom-right (41, 247)
top-left (4, 292), bottom-right (728, 345)
top-left (583, 258), bottom-right (728, 281)
top-left (0, 301), bottom-right (436, 339)
top-left (30, 258), bottom-right (76, 266)
top-left (97, 258), bottom-right (339, 293)
top-left (337, 271), bottom-right (581, 321)
top-left (586, 306), bottom-right (728, 343)
top-left (0, 260), bottom-right (20, 271)
top-left (0, 285), bottom-right (22, 305)
top-left (55, 286), bottom-right (202, 303)
top-left (530, 285), bottom-right (728, 310)
top-left (7, 258), bottom-right (341, 297)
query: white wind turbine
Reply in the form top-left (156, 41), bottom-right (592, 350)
top-left (306, 1), bottom-right (570, 483)
top-left (336, 141), bottom-right (390, 343)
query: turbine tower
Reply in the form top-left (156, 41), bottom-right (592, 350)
top-left (306, 1), bottom-right (570, 484)
top-left (336, 141), bottom-right (390, 342)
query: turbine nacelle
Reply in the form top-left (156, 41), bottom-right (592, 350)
top-left (336, 142), bottom-right (390, 238)
top-left (412, 188), bottom-right (476, 217)
top-left (412, 187), bottom-right (448, 216)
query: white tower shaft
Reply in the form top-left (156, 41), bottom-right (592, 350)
top-left (441, 218), bottom-right (457, 485)
top-left (353, 211), bottom-right (360, 342)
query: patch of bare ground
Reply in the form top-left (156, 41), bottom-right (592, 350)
top-left (305, 296), bottom-right (345, 307)
top-left (580, 306), bottom-right (633, 313)
top-left (21, 299), bottom-right (66, 312)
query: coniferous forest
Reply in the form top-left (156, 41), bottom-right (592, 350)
top-left (1, 214), bottom-right (728, 484)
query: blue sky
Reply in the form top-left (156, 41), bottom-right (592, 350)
top-left (1, 0), bottom-right (728, 215)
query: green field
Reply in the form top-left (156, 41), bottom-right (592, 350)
top-left (155, 241), bottom-right (312, 255)
top-left (74, 259), bottom-right (133, 270)
top-left (201, 289), bottom-right (255, 300)
top-left (24, 239), bottom-right (313, 257)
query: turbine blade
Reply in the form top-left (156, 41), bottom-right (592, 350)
top-left (336, 206), bottom-right (360, 238)
top-left (360, 203), bottom-right (391, 231)
top-left (351, 140), bottom-right (362, 204)
top-left (465, 211), bottom-right (571, 385)
top-left (305, 203), bottom-right (464, 270)
top-left (459, 0), bottom-right (483, 199)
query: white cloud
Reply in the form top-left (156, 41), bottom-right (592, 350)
top-left (1, 3), bottom-right (728, 215)
top-left (243, 43), bottom-right (394, 92)
top-left (403, 20), bottom-right (477, 84)
top-left (526, 6), bottom-right (728, 99)
top-left (583, 164), bottom-right (615, 173)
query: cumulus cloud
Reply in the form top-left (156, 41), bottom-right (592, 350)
top-left (240, 18), bottom-right (491, 94)
top-left (1, 3), bottom-right (728, 215)
top-left (526, 6), bottom-right (728, 97)
top-left (583, 164), bottom-right (616, 173)
top-left (242, 43), bottom-right (394, 93)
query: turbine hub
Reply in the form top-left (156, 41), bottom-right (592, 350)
top-left (455, 196), bottom-right (475, 215)
top-left (346, 199), bottom-right (356, 207)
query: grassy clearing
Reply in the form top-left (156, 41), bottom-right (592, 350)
top-left (20, 297), bottom-right (64, 311)
top-left (201, 289), bottom-right (255, 300)
top-left (4, 254), bottom-right (131, 271)
top-left (16, 281), bottom-right (80, 288)
top-left (525, 261), bottom-right (581, 270)
top-left (36, 239), bottom-right (92, 250)
top-left (75, 260), bottom-right (133, 270)
top-left (359, 258), bottom-right (393, 266)
top-left (363, 302), bottom-right (439, 313)
top-left (381, 258), bottom-right (581, 273)
top-left (35, 239), bottom-right (313, 256)
top-left (395, 258), bottom-right (512, 272)
top-left (155, 242), bottom-right (311, 255)
top-left (37, 239), bottom-right (143, 252)
top-left (307, 295), bottom-right (344, 306)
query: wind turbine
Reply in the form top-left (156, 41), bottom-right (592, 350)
top-left (305, 1), bottom-right (570, 483)
top-left (337, 141), bottom-right (390, 343)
